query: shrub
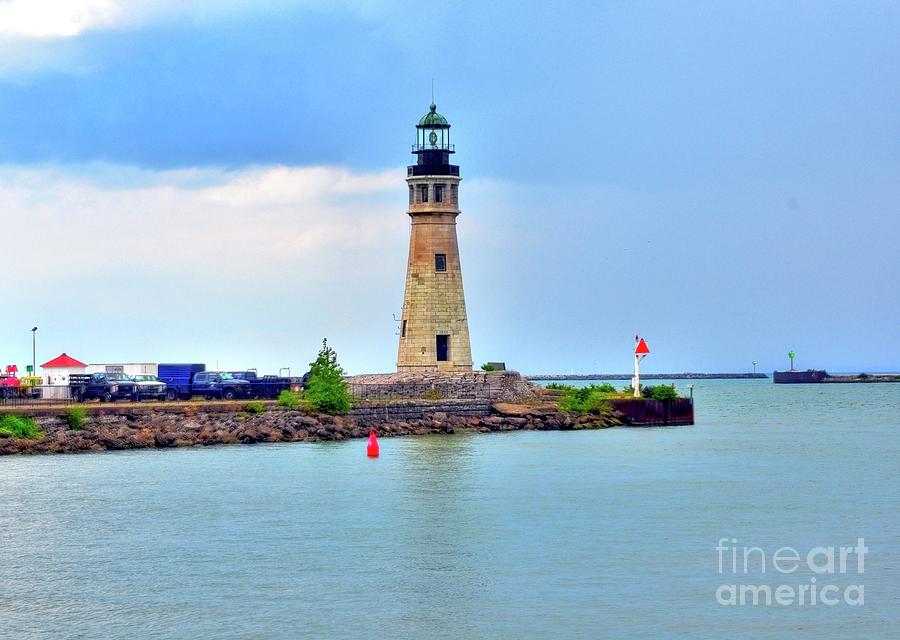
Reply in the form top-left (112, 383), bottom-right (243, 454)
top-left (277, 390), bottom-right (303, 410)
top-left (558, 384), bottom-right (619, 414)
top-left (243, 401), bottom-right (266, 414)
top-left (0, 414), bottom-right (44, 440)
top-left (425, 388), bottom-right (443, 401)
top-left (643, 385), bottom-right (679, 400)
top-left (480, 363), bottom-right (496, 372)
top-left (64, 406), bottom-right (87, 430)
top-left (305, 338), bottom-right (352, 415)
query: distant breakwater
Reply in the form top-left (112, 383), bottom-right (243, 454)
top-left (0, 401), bottom-right (624, 456)
top-left (526, 373), bottom-right (768, 381)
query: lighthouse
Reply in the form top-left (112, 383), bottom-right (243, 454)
top-left (396, 103), bottom-right (473, 372)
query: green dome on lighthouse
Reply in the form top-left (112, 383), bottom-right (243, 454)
top-left (418, 103), bottom-right (449, 127)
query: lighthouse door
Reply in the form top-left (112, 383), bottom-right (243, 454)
top-left (436, 335), bottom-right (450, 362)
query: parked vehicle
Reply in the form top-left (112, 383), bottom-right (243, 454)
top-left (70, 373), bottom-right (139, 403)
top-left (227, 370), bottom-right (305, 399)
top-left (2, 375), bottom-right (42, 400)
top-left (191, 371), bottom-right (250, 400)
top-left (157, 363), bottom-right (206, 401)
top-left (130, 374), bottom-right (167, 401)
top-left (156, 364), bottom-right (250, 400)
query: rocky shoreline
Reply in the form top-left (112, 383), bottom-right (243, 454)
top-left (0, 403), bottom-right (624, 456)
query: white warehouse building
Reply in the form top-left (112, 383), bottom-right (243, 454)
top-left (86, 363), bottom-right (158, 376)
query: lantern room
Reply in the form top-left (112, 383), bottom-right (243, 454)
top-left (409, 103), bottom-right (459, 177)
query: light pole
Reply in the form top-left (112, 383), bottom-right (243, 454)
top-left (788, 351), bottom-right (796, 371)
top-left (31, 327), bottom-right (38, 379)
top-left (752, 360), bottom-right (758, 375)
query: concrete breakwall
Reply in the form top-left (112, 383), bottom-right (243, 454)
top-left (0, 401), bottom-right (623, 456)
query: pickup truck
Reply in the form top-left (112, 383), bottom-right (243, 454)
top-left (70, 373), bottom-right (139, 403)
top-left (192, 372), bottom-right (251, 400)
top-left (157, 364), bottom-right (250, 400)
top-left (130, 374), bottom-right (168, 401)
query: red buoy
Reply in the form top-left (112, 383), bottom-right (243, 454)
top-left (366, 430), bottom-right (379, 458)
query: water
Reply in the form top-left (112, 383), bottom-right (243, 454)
top-left (0, 379), bottom-right (897, 639)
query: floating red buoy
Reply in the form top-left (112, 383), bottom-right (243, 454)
top-left (366, 430), bottom-right (379, 458)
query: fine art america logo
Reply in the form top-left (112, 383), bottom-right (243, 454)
top-left (715, 538), bottom-right (867, 607)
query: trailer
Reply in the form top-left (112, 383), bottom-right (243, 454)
top-left (157, 363), bottom-right (206, 401)
top-left (228, 371), bottom-right (304, 399)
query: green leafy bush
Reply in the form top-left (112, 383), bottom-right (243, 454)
top-left (64, 406), bottom-right (87, 430)
top-left (0, 414), bottom-right (44, 440)
top-left (480, 363), bottom-right (496, 372)
top-left (243, 401), bottom-right (266, 414)
top-left (643, 385), bottom-right (679, 400)
top-left (305, 339), bottom-right (352, 415)
top-left (557, 384), bottom-right (620, 413)
top-left (277, 390), bottom-right (303, 410)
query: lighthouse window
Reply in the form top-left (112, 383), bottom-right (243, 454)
top-left (408, 185), bottom-right (414, 205)
top-left (420, 185), bottom-right (429, 202)
top-left (435, 185), bottom-right (444, 202)
top-left (436, 335), bottom-right (450, 362)
top-left (435, 254), bottom-right (447, 272)
top-left (401, 320), bottom-right (407, 337)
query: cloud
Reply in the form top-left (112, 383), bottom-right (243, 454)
top-left (0, 163), bottom-right (403, 282)
top-left (0, 0), bottom-right (383, 39)
top-left (0, 0), bottom-right (123, 38)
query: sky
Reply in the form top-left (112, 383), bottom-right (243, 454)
top-left (1, 0), bottom-right (898, 376)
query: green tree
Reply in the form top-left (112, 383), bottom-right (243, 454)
top-left (305, 338), bottom-right (352, 415)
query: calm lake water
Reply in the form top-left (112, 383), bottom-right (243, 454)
top-left (1, 379), bottom-right (897, 639)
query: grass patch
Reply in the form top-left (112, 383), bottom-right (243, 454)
top-left (64, 406), bottom-right (87, 430)
top-left (243, 401), bottom-right (267, 414)
top-left (0, 414), bottom-right (44, 440)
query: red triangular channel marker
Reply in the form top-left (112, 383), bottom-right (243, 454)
top-left (635, 338), bottom-right (650, 354)
top-left (367, 430), bottom-right (380, 458)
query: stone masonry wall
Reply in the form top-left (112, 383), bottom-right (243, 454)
top-left (346, 371), bottom-right (539, 403)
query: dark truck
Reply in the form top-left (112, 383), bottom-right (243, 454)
top-left (70, 373), bottom-right (139, 403)
top-left (228, 371), bottom-right (306, 399)
top-left (157, 364), bottom-right (250, 401)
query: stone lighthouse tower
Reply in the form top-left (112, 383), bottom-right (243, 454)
top-left (397, 103), bottom-right (473, 372)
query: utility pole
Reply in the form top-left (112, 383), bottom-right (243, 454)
top-left (31, 327), bottom-right (38, 380)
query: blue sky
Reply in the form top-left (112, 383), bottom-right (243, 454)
top-left (1, 0), bottom-right (898, 375)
